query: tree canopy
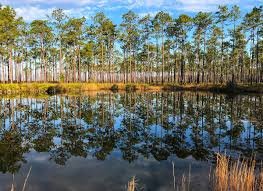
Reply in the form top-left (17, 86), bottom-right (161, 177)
top-left (0, 5), bottom-right (262, 84)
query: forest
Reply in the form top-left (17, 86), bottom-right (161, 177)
top-left (0, 4), bottom-right (262, 84)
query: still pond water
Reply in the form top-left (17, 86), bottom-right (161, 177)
top-left (0, 91), bottom-right (262, 191)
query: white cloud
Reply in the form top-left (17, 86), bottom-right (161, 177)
top-left (3, 0), bottom-right (261, 22)
top-left (138, 11), bottom-right (158, 18)
top-left (175, 0), bottom-right (240, 12)
top-left (1, 0), bottom-right (240, 9)
top-left (126, 0), bottom-right (241, 12)
top-left (1, 0), bottom-right (109, 6)
top-left (15, 6), bottom-right (54, 21)
top-left (106, 0), bottom-right (242, 12)
top-left (15, 6), bottom-right (95, 21)
top-left (138, 10), bottom-right (174, 18)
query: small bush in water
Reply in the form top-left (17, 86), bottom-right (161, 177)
top-left (110, 84), bottom-right (119, 92)
top-left (46, 85), bottom-right (66, 95)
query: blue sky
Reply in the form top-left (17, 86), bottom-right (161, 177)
top-left (1, 0), bottom-right (262, 23)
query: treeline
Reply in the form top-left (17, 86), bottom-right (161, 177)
top-left (0, 5), bottom-right (262, 84)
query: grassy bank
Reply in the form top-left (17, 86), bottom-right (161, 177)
top-left (0, 83), bottom-right (162, 95)
top-left (163, 83), bottom-right (263, 94)
top-left (0, 82), bottom-right (262, 95)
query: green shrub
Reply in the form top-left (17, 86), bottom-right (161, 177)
top-left (110, 84), bottom-right (119, 92)
top-left (226, 80), bottom-right (237, 91)
top-left (59, 74), bottom-right (65, 82)
top-left (46, 85), bottom-right (66, 95)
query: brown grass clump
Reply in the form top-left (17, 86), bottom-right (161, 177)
top-left (213, 154), bottom-right (262, 191)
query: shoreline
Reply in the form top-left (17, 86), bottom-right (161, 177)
top-left (0, 82), bottom-right (262, 95)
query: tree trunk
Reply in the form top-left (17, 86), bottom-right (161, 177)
top-left (9, 49), bottom-right (13, 83)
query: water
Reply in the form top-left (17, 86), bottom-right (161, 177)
top-left (0, 91), bottom-right (262, 190)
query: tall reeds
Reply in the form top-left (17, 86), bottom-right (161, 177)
top-left (258, 170), bottom-right (263, 191)
top-left (214, 154), bottom-right (229, 191)
top-left (10, 167), bottom-right (32, 191)
top-left (173, 163), bottom-right (191, 191)
top-left (127, 176), bottom-right (136, 191)
top-left (213, 154), bottom-right (262, 191)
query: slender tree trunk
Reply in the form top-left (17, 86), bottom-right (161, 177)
top-left (78, 45), bottom-right (81, 82)
top-left (202, 31), bottom-right (207, 83)
top-left (59, 39), bottom-right (63, 82)
top-left (9, 48), bottom-right (13, 83)
top-left (129, 43), bottom-right (132, 83)
top-left (161, 28), bottom-right (164, 84)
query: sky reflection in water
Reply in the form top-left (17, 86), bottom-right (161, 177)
top-left (0, 91), bottom-right (262, 190)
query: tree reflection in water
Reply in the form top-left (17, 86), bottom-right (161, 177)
top-left (0, 92), bottom-right (262, 173)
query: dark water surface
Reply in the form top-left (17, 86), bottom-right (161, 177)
top-left (0, 91), bottom-right (262, 191)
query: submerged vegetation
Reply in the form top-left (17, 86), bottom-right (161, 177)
top-left (0, 5), bottom-right (262, 86)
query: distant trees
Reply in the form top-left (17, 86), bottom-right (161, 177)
top-left (0, 5), bottom-right (262, 84)
top-left (193, 12), bottom-right (212, 83)
top-left (30, 20), bottom-right (53, 82)
top-left (120, 11), bottom-right (140, 83)
top-left (153, 11), bottom-right (172, 84)
top-left (0, 6), bottom-right (23, 83)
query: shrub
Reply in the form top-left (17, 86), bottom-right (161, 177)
top-left (110, 84), bottom-right (119, 92)
top-left (226, 80), bottom-right (237, 90)
top-left (46, 85), bottom-right (66, 95)
top-left (59, 74), bottom-right (65, 82)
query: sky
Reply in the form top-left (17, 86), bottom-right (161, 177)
top-left (0, 0), bottom-right (262, 23)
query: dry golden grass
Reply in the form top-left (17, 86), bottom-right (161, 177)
top-left (214, 154), bottom-right (229, 191)
top-left (229, 159), bottom-right (255, 191)
top-left (1, 82), bottom-right (263, 94)
top-left (127, 176), bottom-right (136, 191)
top-left (0, 83), bottom-right (164, 94)
top-left (213, 154), bottom-right (263, 191)
top-left (258, 171), bottom-right (263, 191)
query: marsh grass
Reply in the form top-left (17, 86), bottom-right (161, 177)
top-left (258, 170), bottom-right (263, 191)
top-left (127, 176), bottom-right (136, 191)
top-left (11, 167), bottom-right (32, 191)
top-left (175, 164), bottom-right (191, 191)
top-left (0, 83), bottom-right (163, 95)
top-left (10, 157), bottom-right (263, 191)
top-left (0, 82), bottom-right (263, 95)
top-left (172, 155), bottom-right (263, 191)
top-left (163, 83), bottom-right (263, 94)
top-left (214, 154), bottom-right (229, 191)
top-left (213, 154), bottom-right (263, 191)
